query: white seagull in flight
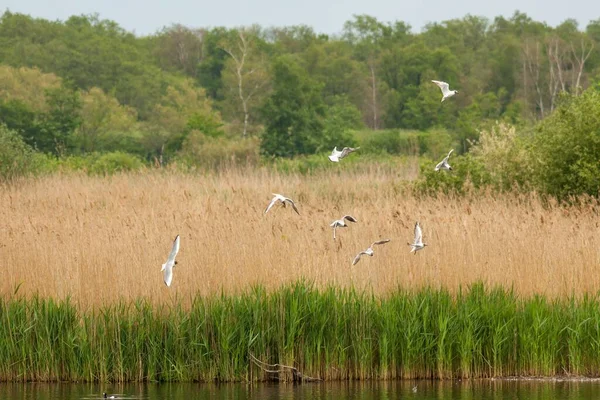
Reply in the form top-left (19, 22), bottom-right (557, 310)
top-left (408, 222), bottom-right (427, 254)
top-left (435, 149), bottom-right (454, 171)
top-left (328, 146), bottom-right (360, 162)
top-left (264, 193), bottom-right (300, 215)
top-left (330, 215), bottom-right (358, 240)
top-left (161, 235), bottom-right (180, 287)
top-left (352, 239), bottom-right (391, 265)
top-left (431, 80), bottom-right (459, 102)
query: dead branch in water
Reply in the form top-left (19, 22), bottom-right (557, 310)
top-left (249, 353), bottom-right (322, 382)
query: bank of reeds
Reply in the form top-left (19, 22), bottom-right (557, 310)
top-left (3, 282), bottom-right (600, 382)
top-left (1, 170), bottom-right (599, 304)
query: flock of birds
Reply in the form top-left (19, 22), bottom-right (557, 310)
top-left (159, 80), bottom-right (458, 287)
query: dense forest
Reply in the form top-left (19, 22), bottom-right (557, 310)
top-left (0, 10), bottom-right (599, 196)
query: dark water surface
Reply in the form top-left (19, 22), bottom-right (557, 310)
top-left (2, 380), bottom-right (600, 399)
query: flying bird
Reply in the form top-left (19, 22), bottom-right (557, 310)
top-left (264, 193), bottom-right (300, 215)
top-left (431, 80), bottom-right (458, 102)
top-left (352, 239), bottom-right (391, 265)
top-left (435, 149), bottom-right (454, 171)
top-left (330, 215), bottom-right (358, 240)
top-left (408, 222), bottom-right (427, 254)
top-left (328, 146), bottom-right (360, 162)
top-left (161, 235), bottom-right (180, 287)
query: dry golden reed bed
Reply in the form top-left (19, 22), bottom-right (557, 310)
top-left (1, 168), bottom-right (599, 305)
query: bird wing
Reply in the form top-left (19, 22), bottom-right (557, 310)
top-left (286, 198), bottom-right (300, 215)
top-left (414, 222), bottom-right (423, 245)
top-left (352, 252), bottom-right (365, 265)
top-left (372, 239), bottom-right (391, 246)
top-left (434, 160), bottom-right (444, 171)
top-left (432, 80), bottom-right (450, 94)
top-left (264, 196), bottom-right (279, 214)
top-left (167, 235), bottom-right (180, 264)
top-left (340, 147), bottom-right (359, 158)
top-left (163, 264), bottom-right (173, 287)
top-left (343, 215), bottom-right (358, 223)
top-left (447, 149), bottom-right (454, 159)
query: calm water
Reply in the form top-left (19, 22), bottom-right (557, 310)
top-left (2, 380), bottom-right (600, 399)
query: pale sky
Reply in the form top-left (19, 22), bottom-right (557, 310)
top-left (2, 0), bottom-right (599, 36)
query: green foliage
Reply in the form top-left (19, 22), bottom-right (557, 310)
top-left (266, 152), bottom-right (408, 175)
top-left (3, 282), bottom-right (600, 382)
top-left (179, 134), bottom-right (260, 169)
top-left (0, 124), bottom-right (52, 181)
top-left (416, 154), bottom-right (492, 195)
top-left (531, 88), bottom-right (600, 198)
top-left (89, 152), bottom-right (144, 175)
top-left (260, 55), bottom-right (326, 157)
top-left (359, 128), bottom-right (454, 159)
top-left (34, 87), bottom-right (82, 155)
top-left (59, 152), bottom-right (144, 175)
top-left (185, 113), bottom-right (224, 138)
top-left (319, 96), bottom-right (361, 152)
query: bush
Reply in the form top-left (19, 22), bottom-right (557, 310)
top-left (89, 152), bottom-right (144, 175)
top-left (59, 152), bottom-right (144, 175)
top-left (179, 133), bottom-right (260, 169)
top-left (0, 124), bottom-right (53, 181)
top-left (468, 122), bottom-right (534, 191)
top-left (415, 154), bottom-right (492, 195)
top-left (359, 128), bottom-right (454, 159)
top-left (531, 89), bottom-right (600, 198)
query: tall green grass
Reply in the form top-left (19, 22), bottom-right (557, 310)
top-left (2, 282), bottom-right (600, 382)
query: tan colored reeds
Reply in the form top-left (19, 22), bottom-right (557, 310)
top-left (1, 168), bottom-right (599, 306)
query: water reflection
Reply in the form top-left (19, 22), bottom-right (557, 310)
top-left (1, 379), bottom-right (600, 400)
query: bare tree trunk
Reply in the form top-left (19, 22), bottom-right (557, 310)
top-left (571, 38), bottom-right (594, 96)
top-left (368, 61), bottom-right (378, 130)
top-left (546, 39), bottom-right (560, 112)
top-left (222, 32), bottom-right (251, 137)
top-left (523, 40), bottom-right (545, 118)
top-left (548, 37), bottom-right (566, 92)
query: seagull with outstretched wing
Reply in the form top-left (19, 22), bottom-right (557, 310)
top-left (161, 235), bottom-right (180, 287)
top-left (352, 239), bottom-right (391, 265)
top-left (264, 193), bottom-right (300, 215)
top-left (330, 215), bottom-right (358, 240)
top-left (432, 80), bottom-right (459, 102)
top-left (408, 222), bottom-right (427, 254)
top-left (435, 149), bottom-right (454, 171)
top-left (328, 146), bottom-right (360, 162)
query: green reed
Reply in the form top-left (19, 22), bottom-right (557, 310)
top-left (2, 281), bottom-right (600, 382)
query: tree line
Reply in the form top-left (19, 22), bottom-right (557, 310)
top-left (0, 10), bottom-right (599, 195)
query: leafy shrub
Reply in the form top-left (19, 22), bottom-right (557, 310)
top-left (0, 124), bottom-right (53, 181)
top-left (468, 122), bottom-right (534, 191)
top-left (360, 128), bottom-right (454, 159)
top-left (179, 133), bottom-right (260, 169)
top-left (415, 154), bottom-right (492, 195)
top-left (530, 88), bottom-right (600, 198)
top-left (60, 152), bottom-right (144, 175)
top-left (89, 152), bottom-right (144, 175)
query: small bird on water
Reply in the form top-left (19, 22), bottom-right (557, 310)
top-left (103, 393), bottom-right (116, 399)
